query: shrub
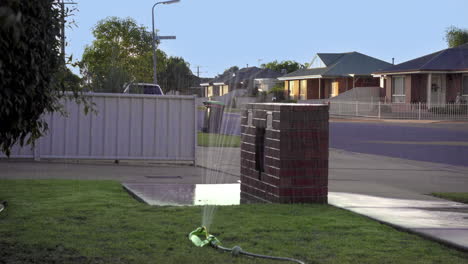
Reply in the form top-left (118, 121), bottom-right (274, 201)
top-left (0, 0), bottom-right (84, 156)
top-left (269, 84), bottom-right (286, 101)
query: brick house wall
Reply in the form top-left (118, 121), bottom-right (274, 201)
top-left (410, 74), bottom-right (427, 103)
top-left (240, 103), bottom-right (329, 204)
top-left (447, 73), bottom-right (463, 102)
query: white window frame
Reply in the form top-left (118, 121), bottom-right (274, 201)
top-left (392, 76), bottom-right (406, 103)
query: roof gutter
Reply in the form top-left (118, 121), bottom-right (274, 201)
top-left (373, 69), bottom-right (468, 76)
top-left (277, 75), bottom-right (323, 81)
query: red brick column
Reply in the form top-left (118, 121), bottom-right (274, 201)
top-left (240, 103), bottom-right (329, 204)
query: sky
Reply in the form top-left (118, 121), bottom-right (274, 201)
top-left (67, 0), bottom-right (468, 78)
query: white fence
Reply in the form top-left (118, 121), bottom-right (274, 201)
top-left (330, 101), bottom-right (468, 120)
top-left (3, 93), bottom-right (197, 163)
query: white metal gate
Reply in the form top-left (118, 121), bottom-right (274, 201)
top-left (2, 93), bottom-right (197, 163)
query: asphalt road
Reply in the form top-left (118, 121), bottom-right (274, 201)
top-left (198, 110), bottom-right (468, 167)
top-left (330, 121), bottom-right (468, 167)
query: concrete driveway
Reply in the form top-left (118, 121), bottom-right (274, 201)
top-left (0, 159), bottom-right (209, 184)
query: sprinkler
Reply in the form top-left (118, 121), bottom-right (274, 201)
top-left (189, 226), bottom-right (305, 264)
top-left (0, 201), bottom-right (7, 214)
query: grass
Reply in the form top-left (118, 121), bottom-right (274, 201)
top-left (0, 180), bottom-right (467, 263)
top-left (197, 132), bottom-right (240, 148)
top-left (432, 192), bottom-right (468, 204)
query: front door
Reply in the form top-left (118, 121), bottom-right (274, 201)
top-left (431, 75), bottom-right (446, 105)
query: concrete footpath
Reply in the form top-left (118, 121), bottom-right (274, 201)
top-left (328, 192), bottom-right (468, 251)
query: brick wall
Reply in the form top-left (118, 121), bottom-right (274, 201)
top-left (240, 103), bottom-right (329, 204)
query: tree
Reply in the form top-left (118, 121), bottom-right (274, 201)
top-left (261, 60), bottom-right (304, 73)
top-left (158, 56), bottom-right (196, 93)
top-left (445, 26), bottom-right (468, 48)
top-left (80, 16), bottom-right (195, 94)
top-left (80, 17), bottom-right (157, 92)
top-left (223, 66), bottom-right (239, 74)
top-left (0, 0), bottom-right (83, 156)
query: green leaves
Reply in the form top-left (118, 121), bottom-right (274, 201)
top-left (80, 17), bottom-right (155, 93)
top-left (80, 16), bottom-right (196, 94)
top-left (445, 26), bottom-right (468, 48)
top-left (0, 0), bottom-right (84, 156)
top-left (261, 60), bottom-right (305, 74)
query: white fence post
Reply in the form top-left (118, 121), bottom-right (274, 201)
top-left (355, 101), bottom-right (358, 117)
top-left (378, 101), bottom-right (381, 119)
top-left (33, 139), bottom-right (41, 161)
top-left (418, 102), bottom-right (421, 120)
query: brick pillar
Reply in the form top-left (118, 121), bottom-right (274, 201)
top-left (240, 103), bottom-right (329, 204)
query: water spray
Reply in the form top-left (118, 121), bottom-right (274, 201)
top-left (189, 226), bottom-right (305, 264)
top-left (0, 201), bottom-right (7, 214)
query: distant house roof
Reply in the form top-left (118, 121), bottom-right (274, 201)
top-left (278, 52), bottom-right (392, 80)
top-left (201, 67), bottom-right (283, 86)
top-left (374, 43), bottom-right (468, 74)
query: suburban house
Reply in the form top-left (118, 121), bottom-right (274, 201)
top-left (374, 43), bottom-right (468, 106)
top-left (278, 52), bottom-right (392, 100)
top-left (200, 67), bottom-right (283, 97)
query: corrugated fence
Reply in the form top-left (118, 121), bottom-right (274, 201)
top-left (2, 93), bottom-right (197, 163)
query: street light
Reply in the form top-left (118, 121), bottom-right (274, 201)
top-left (152, 0), bottom-right (180, 85)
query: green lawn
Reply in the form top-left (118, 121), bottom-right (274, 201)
top-left (1, 180), bottom-right (467, 264)
top-left (432, 192), bottom-right (468, 204)
top-left (198, 132), bottom-right (241, 148)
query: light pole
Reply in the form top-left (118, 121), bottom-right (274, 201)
top-left (152, 0), bottom-right (180, 85)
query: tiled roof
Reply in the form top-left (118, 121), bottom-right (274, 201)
top-left (279, 52), bottom-right (392, 80)
top-left (375, 43), bottom-right (468, 74)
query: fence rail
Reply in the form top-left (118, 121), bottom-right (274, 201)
top-left (330, 101), bottom-right (468, 120)
top-left (2, 93), bottom-right (197, 163)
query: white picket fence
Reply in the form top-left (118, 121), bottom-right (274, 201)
top-left (330, 101), bottom-right (468, 120)
top-left (2, 93), bottom-right (197, 163)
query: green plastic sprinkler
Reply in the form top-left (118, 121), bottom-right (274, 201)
top-left (188, 226), bottom-right (305, 264)
top-left (188, 226), bottom-right (220, 247)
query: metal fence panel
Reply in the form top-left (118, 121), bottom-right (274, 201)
top-left (2, 93), bottom-right (196, 163)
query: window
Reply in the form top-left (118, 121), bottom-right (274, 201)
top-left (289, 81), bottom-right (295, 99)
top-left (300, 80), bottom-right (307, 100)
top-left (463, 75), bottom-right (468, 95)
top-left (221, 85), bottom-right (229, 96)
top-left (207, 86), bottom-right (213, 97)
top-left (331, 81), bottom-right (339, 98)
top-left (392, 76), bottom-right (405, 103)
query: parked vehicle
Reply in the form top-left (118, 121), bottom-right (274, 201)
top-left (123, 83), bottom-right (164, 95)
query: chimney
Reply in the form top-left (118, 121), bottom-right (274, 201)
top-left (392, 58), bottom-right (395, 65)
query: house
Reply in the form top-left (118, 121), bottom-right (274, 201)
top-left (200, 67), bottom-right (282, 97)
top-left (374, 43), bottom-right (468, 106)
top-left (278, 52), bottom-right (392, 100)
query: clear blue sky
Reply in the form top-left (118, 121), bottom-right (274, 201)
top-left (67, 0), bottom-right (468, 78)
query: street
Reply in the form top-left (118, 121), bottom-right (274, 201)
top-left (199, 110), bottom-right (468, 167)
top-left (330, 121), bottom-right (468, 167)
